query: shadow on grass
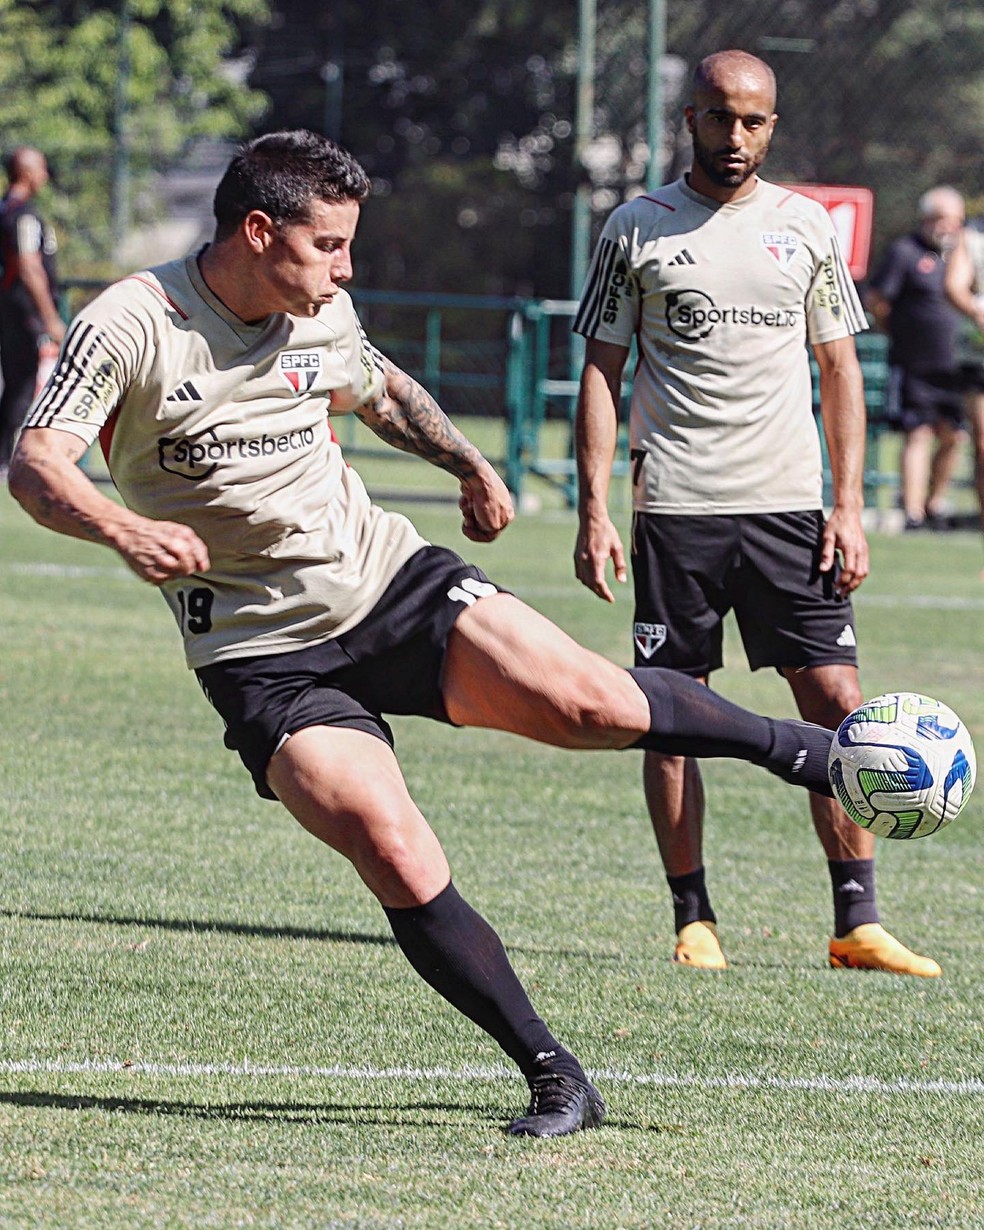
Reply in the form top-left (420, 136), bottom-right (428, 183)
top-left (0, 907), bottom-right (394, 947)
top-left (1, 907), bottom-right (621, 963)
top-left (0, 1088), bottom-right (678, 1134)
top-left (0, 1087), bottom-right (504, 1126)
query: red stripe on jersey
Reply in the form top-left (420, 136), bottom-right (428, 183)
top-left (98, 406), bottom-right (121, 465)
top-left (776, 191), bottom-right (798, 209)
top-left (327, 416), bottom-right (351, 467)
top-left (640, 195), bottom-right (676, 211)
top-left (123, 275), bottom-right (190, 320)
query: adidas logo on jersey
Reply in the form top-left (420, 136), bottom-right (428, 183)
top-left (667, 250), bottom-right (696, 266)
top-left (836, 625), bottom-right (857, 647)
top-left (166, 380), bottom-right (202, 403)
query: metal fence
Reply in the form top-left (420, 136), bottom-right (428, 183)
top-left (61, 278), bottom-right (898, 509)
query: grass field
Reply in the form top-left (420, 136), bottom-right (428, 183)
top-left (1, 462), bottom-right (983, 1229)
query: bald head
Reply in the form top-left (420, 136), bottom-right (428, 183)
top-left (685, 50), bottom-right (778, 201)
top-left (693, 51), bottom-right (777, 110)
top-left (3, 147), bottom-right (49, 197)
top-left (917, 184), bottom-right (964, 252)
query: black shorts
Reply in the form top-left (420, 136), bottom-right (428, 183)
top-left (958, 361), bottom-right (984, 395)
top-left (195, 546), bottom-right (506, 799)
top-left (630, 511), bottom-right (858, 677)
top-left (886, 367), bottom-right (965, 431)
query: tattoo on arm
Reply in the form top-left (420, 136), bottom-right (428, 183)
top-left (355, 360), bottom-right (482, 479)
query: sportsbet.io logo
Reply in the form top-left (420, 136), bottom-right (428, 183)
top-left (158, 426), bottom-right (316, 481)
top-left (666, 290), bottom-right (798, 341)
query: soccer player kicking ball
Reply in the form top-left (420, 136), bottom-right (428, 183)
top-left (12, 130), bottom-right (838, 1138)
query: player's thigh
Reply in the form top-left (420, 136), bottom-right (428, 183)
top-left (266, 725), bottom-right (450, 906)
top-left (732, 512), bottom-right (858, 673)
top-left (630, 512), bottom-right (737, 674)
top-left (441, 592), bottom-right (648, 747)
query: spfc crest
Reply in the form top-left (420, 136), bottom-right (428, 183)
top-left (279, 350), bottom-right (323, 392)
top-left (634, 621), bottom-right (667, 659)
top-left (761, 232), bottom-right (799, 265)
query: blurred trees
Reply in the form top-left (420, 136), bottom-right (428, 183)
top-left (0, 0), bottom-right (268, 274)
top-left (249, 0), bottom-right (580, 297)
top-left (250, 0), bottom-right (984, 296)
top-left (3, 0), bottom-right (984, 291)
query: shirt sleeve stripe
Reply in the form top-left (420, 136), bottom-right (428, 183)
top-left (830, 234), bottom-right (868, 334)
top-left (573, 237), bottom-right (619, 337)
top-left (26, 319), bottom-right (114, 428)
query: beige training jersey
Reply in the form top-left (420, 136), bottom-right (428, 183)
top-left (27, 254), bottom-right (427, 668)
top-left (574, 176), bottom-right (868, 514)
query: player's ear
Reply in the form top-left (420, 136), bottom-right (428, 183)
top-left (684, 105), bottom-right (695, 134)
top-left (243, 210), bottom-right (276, 253)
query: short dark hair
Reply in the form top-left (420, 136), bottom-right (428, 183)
top-left (212, 130), bottom-right (371, 239)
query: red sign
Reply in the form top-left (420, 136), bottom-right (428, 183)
top-left (780, 183), bottom-right (875, 280)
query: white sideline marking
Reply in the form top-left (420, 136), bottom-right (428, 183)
top-left (4, 561), bottom-right (131, 581)
top-left (1, 1057), bottom-right (981, 1098)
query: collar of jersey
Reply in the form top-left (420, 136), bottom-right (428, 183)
top-left (678, 174), bottom-right (766, 213)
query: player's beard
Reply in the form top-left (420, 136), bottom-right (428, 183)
top-left (692, 129), bottom-right (769, 189)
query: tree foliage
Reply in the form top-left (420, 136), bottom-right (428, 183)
top-left (0, 0), bottom-right (269, 273)
top-left (4, 0), bottom-right (984, 291)
top-left (250, 0), bottom-right (580, 297)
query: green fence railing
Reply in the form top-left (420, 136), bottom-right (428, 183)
top-left (59, 279), bottom-right (898, 508)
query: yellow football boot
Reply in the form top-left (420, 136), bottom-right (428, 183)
top-left (673, 920), bottom-right (728, 970)
top-left (828, 923), bottom-right (942, 977)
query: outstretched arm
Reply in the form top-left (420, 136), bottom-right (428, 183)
top-left (9, 427), bottom-right (210, 584)
top-left (355, 357), bottom-right (514, 542)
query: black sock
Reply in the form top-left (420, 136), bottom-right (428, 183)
top-left (383, 881), bottom-right (585, 1085)
top-left (829, 858), bottom-right (879, 937)
top-left (627, 668), bottom-right (835, 797)
top-left (667, 868), bottom-right (716, 933)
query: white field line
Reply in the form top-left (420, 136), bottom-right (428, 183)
top-left (6, 561), bottom-right (984, 611)
top-left (1, 1057), bottom-right (981, 1098)
top-left (4, 561), bottom-right (132, 581)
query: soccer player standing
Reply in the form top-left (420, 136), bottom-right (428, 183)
top-left (12, 130), bottom-right (845, 1137)
top-left (573, 50), bottom-right (940, 977)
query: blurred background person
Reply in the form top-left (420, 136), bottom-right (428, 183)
top-left (866, 186), bottom-right (967, 531)
top-left (0, 146), bottom-right (65, 478)
top-left (944, 217), bottom-right (984, 576)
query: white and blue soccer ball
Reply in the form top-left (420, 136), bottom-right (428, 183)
top-left (829, 692), bottom-right (976, 839)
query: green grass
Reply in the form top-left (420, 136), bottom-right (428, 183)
top-left (1, 467), bottom-right (983, 1229)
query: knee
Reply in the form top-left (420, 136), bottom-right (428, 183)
top-left (819, 681), bottom-right (864, 727)
top-left (342, 815), bottom-right (450, 908)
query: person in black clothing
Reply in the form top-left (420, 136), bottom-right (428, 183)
top-left (866, 186), bottom-right (967, 530)
top-left (0, 147), bottom-right (65, 474)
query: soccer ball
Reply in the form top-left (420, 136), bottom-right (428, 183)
top-left (829, 692), bottom-right (976, 839)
